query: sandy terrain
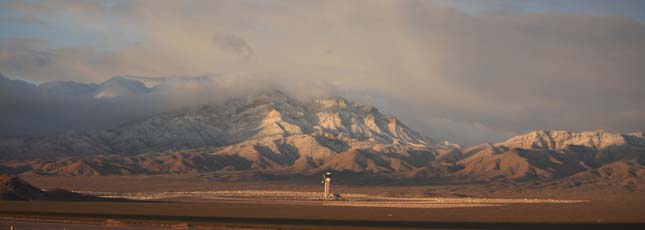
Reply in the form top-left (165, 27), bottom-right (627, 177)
top-left (1, 175), bottom-right (644, 229)
top-left (1, 220), bottom-right (167, 230)
top-left (21, 174), bottom-right (645, 201)
top-left (76, 189), bottom-right (585, 209)
top-left (1, 199), bottom-right (645, 229)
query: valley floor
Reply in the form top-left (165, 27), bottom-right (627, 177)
top-left (1, 198), bottom-right (644, 229)
top-left (1, 174), bottom-right (644, 229)
top-left (20, 174), bottom-right (645, 201)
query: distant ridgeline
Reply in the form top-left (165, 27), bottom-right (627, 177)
top-left (0, 83), bottom-right (644, 190)
top-left (0, 174), bottom-right (122, 201)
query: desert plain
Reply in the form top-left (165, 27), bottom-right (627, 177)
top-left (1, 174), bottom-right (644, 230)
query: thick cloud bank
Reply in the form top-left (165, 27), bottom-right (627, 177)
top-left (1, 0), bottom-right (644, 145)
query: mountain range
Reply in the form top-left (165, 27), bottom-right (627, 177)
top-left (0, 76), bottom-right (644, 190)
top-left (0, 174), bottom-right (119, 201)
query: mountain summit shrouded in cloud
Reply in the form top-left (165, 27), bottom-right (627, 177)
top-left (0, 74), bottom-right (342, 137)
top-left (1, 88), bottom-right (643, 190)
top-left (1, 90), bottom-right (643, 190)
top-left (1, 0), bottom-right (645, 145)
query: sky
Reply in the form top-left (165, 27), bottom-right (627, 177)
top-left (1, 0), bottom-right (645, 145)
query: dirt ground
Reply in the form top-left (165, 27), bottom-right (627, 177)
top-left (1, 199), bottom-right (645, 229)
top-left (21, 174), bottom-right (645, 201)
top-left (0, 220), bottom-right (168, 230)
top-left (1, 174), bottom-right (643, 229)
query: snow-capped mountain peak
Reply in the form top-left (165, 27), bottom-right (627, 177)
top-left (498, 129), bottom-right (634, 150)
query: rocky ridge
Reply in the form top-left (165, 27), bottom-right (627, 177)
top-left (0, 86), bottom-right (644, 190)
top-left (0, 174), bottom-right (112, 201)
top-left (1, 90), bottom-right (459, 178)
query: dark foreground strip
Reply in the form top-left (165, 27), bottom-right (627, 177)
top-left (1, 211), bottom-right (644, 230)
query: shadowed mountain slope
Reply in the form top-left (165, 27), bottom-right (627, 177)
top-left (0, 174), bottom-right (113, 201)
top-left (0, 87), bottom-right (644, 189)
top-left (0, 90), bottom-right (460, 178)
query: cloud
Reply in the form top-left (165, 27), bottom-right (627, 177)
top-left (1, 0), bottom-right (644, 145)
top-left (212, 33), bottom-right (257, 63)
top-left (0, 73), bottom-right (343, 136)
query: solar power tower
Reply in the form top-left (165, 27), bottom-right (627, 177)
top-left (322, 172), bottom-right (332, 200)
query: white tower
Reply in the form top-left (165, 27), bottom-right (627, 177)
top-left (322, 172), bottom-right (332, 200)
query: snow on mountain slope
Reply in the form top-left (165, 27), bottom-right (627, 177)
top-left (499, 130), bottom-right (634, 151)
top-left (0, 90), bottom-right (454, 176)
top-left (454, 130), bottom-right (645, 181)
top-left (71, 90), bottom-right (435, 154)
top-left (2, 76), bottom-right (644, 186)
